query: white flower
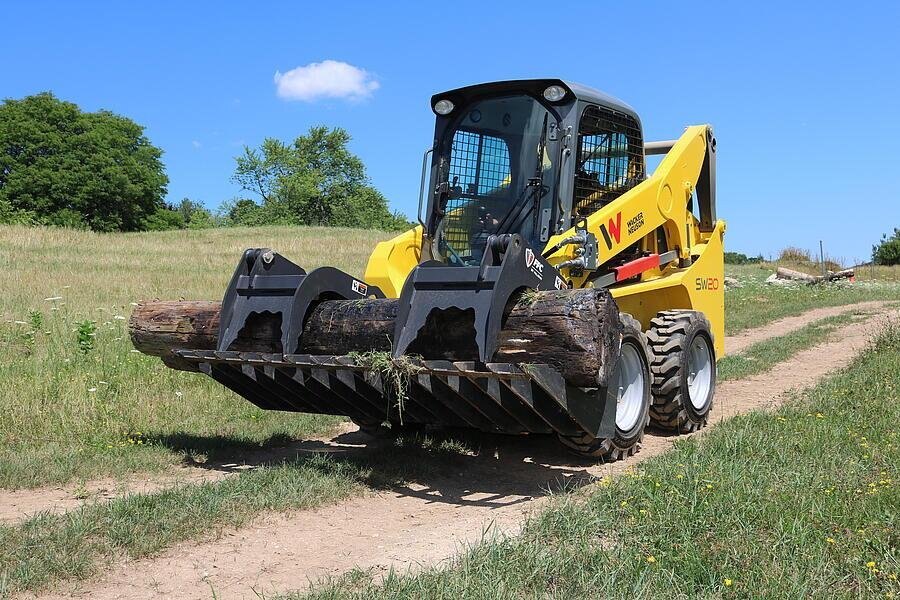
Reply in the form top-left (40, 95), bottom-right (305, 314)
top-left (114, 315), bottom-right (126, 320)
top-left (175, 391), bottom-right (183, 397)
top-left (88, 387), bottom-right (97, 392)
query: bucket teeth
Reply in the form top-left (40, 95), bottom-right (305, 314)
top-left (177, 350), bottom-right (614, 438)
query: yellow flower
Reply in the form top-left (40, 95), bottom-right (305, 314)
top-left (620, 500), bottom-right (628, 507)
top-left (826, 538), bottom-right (836, 544)
top-left (646, 555), bottom-right (656, 564)
top-left (866, 561), bottom-right (876, 569)
top-left (675, 474), bottom-right (684, 480)
top-left (724, 578), bottom-right (733, 587)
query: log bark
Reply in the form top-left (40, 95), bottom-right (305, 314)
top-left (130, 289), bottom-right (614, 386)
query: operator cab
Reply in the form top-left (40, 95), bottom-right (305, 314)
top-left (424, 79), bottom-right (645, 266)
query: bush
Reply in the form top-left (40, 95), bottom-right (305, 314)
top-left (778, 246), bottom-right (813, 263)
top-left (141, 207), bottom-right (185, 231)
top-left (873, 228), bottom-right (900, 266)
top-left (0, 198), bottom-right (35, 225)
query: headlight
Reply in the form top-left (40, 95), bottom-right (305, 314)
top-left (433, 99), bottom-right (455, 115)
top-left (542, 85), bottom-right (566, 102)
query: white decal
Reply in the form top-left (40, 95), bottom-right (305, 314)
top-left (525, 248), bottom-right (535, 268)
top-left (351, 280), bottom-right (367, 296)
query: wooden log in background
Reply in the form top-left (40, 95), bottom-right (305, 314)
top-left (129, 289), bottom-right (614, 387)
top-left (775, 266), bottom-right (855, 284)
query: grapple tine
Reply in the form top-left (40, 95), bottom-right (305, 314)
top-left (199, 362), bottom-right (282, 411)
top-left (415, 364), bottom-right (497, 431)
top-left (486, 364), bottom-right (582, 436)
top-left (451, 362), bottom-right (548, 433)
top-left (424, 361), bottom-right (525, 433)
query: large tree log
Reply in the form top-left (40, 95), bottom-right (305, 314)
top-left (130, 289), bottom-right (615, 387)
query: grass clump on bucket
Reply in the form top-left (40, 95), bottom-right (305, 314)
top-left (350, 350), bottom-right (423, 423)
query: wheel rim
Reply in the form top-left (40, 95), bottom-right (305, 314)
top-left (614, 342), bottom-right (645, 431)
top-left (687, 335), bottom-right (713, 410)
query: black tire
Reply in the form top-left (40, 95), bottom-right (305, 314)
top-left (558, 313), bottom-right (651, 460)
top-left (647, 310), bottom-right (716, 433)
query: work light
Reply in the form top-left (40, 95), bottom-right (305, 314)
top-left (433, 99), bottom-right (455, 115)
top-left (542, 85), bottom-right (566, 102)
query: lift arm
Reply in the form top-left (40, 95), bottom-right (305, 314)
top-left (545, 125), bottom-right (717, 286)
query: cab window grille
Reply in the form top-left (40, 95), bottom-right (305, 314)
top-left (440, 130), bottom-right (512, 264)
top-left (448, 130), bottom-right (511, 195)
top-left (574, 106), bottom-right (644, 217)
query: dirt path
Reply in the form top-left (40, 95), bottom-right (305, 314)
top-left (31, 306), bottom-right (898, 600)
top-left (5, 300), bottom-right (887, 525)
top-left (725, 300), bottom-right (889, 354)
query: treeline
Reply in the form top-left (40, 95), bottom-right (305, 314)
top-left (724, 252), bottom-right (764, 265)
top-left (0, 93), bottom-right (410, 233)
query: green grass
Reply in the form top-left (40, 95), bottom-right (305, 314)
top-left (0, 224), bottom-right (392, 488)
top-left (717, 309), bottom-right (875, 381)
top-left (0, 433), bottom-right (477, 596)
top-left (294, 323), bottom-right (900, 599)
top-left (724, 263), bottom-right (900, 335)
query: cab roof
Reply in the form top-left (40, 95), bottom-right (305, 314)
top-left (430, 78), bottom-right (640, 122)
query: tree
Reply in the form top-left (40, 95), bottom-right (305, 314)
top-left (0, 92), bottom-right (168, 231)
top-left (232, 126), bottom-right (409, 230)
top-left (873, 228), bottom-right (900, 266)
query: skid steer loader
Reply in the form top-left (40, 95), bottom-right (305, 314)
top-left (173, 79), bottom-right (725, 460)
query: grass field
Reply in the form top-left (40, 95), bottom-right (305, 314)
top-left (295, 322), bottom-right (900, 599)
top-left (0, 225), bottom-right (390, 488)
top-left (1, 224), bottom-right (898, 489)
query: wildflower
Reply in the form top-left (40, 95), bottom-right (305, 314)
top-left (646, 555), bottom-right (656, 564)
top-left (724, 578), bottom-right (733, 587)
top-left (114, 315), bottom-right (126, 320)
top-left (826, 538), bottom-right (836, 544)
top-left (88, 387), bottom-right (97, 392)
top-left (705, 484), bottom-right (713, 490)
top-left (866, 561), bottom-right (876, 569)
top-left (175, 391), bottom-right (183, 398)
top-left (675, 474), bottom-right (684, 480)
top-left (816, 413), bottom-right (824, 419)
top-left (620, 500), bottom-right (628, 507)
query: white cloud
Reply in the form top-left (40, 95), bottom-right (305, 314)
top-left (274, 60), bottom-right (379, 102)
top-left (191, 140), bottom-right (202, 149)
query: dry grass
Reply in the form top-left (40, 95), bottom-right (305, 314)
top-left (0, 225), bottom-right (392, 488)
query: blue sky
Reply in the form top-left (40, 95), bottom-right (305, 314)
top-left (3, 1), bottom-right (898, 262)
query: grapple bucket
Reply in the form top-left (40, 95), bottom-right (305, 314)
top-left (175, 350), bottom-right (617, 438)
top-left (186, 235), bottom-right (620, 440)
